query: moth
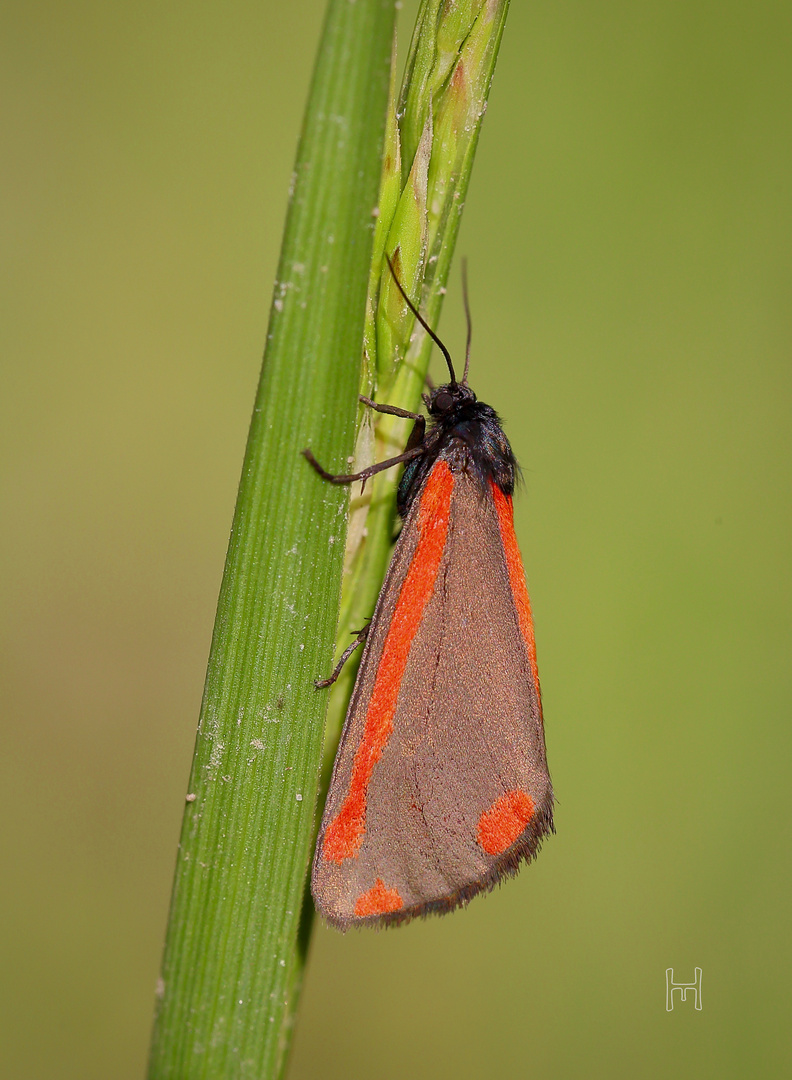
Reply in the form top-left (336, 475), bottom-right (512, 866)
top-left (304, 258), bottom-right (553, 928)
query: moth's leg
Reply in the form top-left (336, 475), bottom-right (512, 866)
top-left (315, 624), bottom-right (370, 689)
top-left (358, 395), bottom-right (422, 422)
top-left (358, 395), bottom-right (427, 453)
top-left (302, 444), bottom-right (423, 485)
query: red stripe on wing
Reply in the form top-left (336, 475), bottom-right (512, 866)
top-left (322, 460), bottom-right (455, 864)
top-left (490, 482), bottom-right (543, 713)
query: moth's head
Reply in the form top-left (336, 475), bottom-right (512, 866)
top-left (426, 381), bottom-right (477, 418)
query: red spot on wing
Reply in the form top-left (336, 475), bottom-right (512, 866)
top-left (322, 461), bottom-right (455, 864)
top-left (477, 790), bottom-right (536, 855)
top-left (491, 483), bottom-right (543, 712)
top-left (354, 878), bottom-right (404, 917)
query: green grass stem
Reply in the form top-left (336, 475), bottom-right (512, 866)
top-left (320, 0), bottom-right (512, 795)
top-left (147, 2), bottom-right (396, 1076)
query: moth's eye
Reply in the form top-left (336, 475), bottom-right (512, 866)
top-left (435, 391), bottom-right (453, 412)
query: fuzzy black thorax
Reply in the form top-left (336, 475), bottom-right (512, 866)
top-left (397, 382), bottom-right (518, 516)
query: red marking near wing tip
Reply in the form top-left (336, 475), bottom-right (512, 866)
top-left (477, 790), bottom-right (536, 855)
top-left (322, 460), bottom-right (455, 864)
top-left (491, 483), bottom-right (543, 712)
top-left (354, 878), bottom-right (404, 917)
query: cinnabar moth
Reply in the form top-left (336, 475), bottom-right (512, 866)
top-left (304, 257), bottom-right (553, 929)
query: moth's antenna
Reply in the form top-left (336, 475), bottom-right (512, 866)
top-left (461, 257), bottom-right (472, 385)
top-left (385, 253), bottom-right (457, 386)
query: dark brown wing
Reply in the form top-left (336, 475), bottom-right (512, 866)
top-left (311, 453), bottom-right (553, 929)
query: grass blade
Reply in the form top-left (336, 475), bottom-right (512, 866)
top-left (147, 2), bottom-right (396, 1076)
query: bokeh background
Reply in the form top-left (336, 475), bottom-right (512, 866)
top-left (2, 1), bottom-right (790, 1077)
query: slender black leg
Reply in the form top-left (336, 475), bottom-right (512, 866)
top-left (315, 624), bottom-right (370, 688)
top-left (358, 395), bottom-right (423, 422)
top-left (358, 394), bottom-right (426, 453)
top-left (302, 444), bottom-right (423, 485)
top-left (302, 390), bottom-right (427, 487)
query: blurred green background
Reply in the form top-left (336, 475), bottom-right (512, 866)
top-left (2, 1), bottom-right (790, 1077)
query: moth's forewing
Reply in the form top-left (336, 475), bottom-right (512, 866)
top-left (312, 455), bottom-right (553, 929)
